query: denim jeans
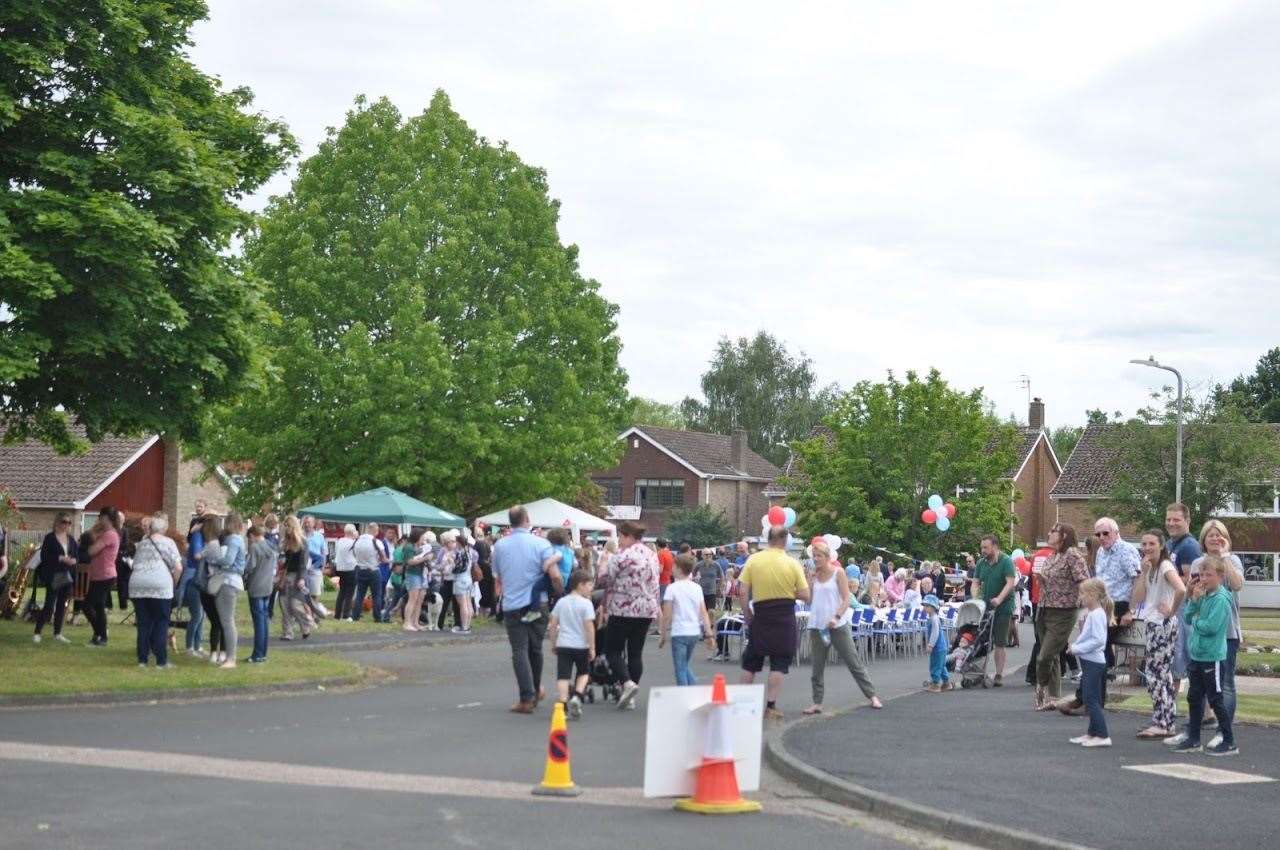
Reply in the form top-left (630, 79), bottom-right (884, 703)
top-left (181, 574), bottom-right (204, 650)
top-left (1080, 658), bottom-right (1109, 739)
top-left (249, 596), bottom-right (270, 660)
top-left (133, 598), bottom-right (171, 666)
top-left (504, 610), bottom-right (548, 703)
top-left (671, 635), bottom-right (699, 686)
top-left (352, 569), bottom-right (384, 622)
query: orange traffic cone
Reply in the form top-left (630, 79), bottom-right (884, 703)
top-left (674, 674), bottom-right (761, 814)
top-left (532, 701), bottom-right (582, 797)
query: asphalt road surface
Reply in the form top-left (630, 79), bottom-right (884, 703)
top-left (0, 628), bottom-right (974, 850)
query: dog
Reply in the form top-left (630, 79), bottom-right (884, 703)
top-left (423, 591), bottom-right (443, 631)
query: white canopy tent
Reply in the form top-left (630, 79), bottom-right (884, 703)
top-left (475, 498), bottom-right (616, 544)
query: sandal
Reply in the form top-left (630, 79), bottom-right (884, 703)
top-left (1137, 727), bottom-right (1171, 739)
top-left (802, 706), bottom-right (823, 716)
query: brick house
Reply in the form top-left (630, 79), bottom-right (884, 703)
top-left (590, 426), bottom-right (782, 540)
top-left (1050, 422), bottom-right (1280, 607)
top-left (0, 428), bottom-right (236, 537)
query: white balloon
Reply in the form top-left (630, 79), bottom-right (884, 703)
top-left (824, 533), bottom-right (842, 553)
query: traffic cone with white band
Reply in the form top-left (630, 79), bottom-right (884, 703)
top-left (674, 673), bottom-right (761, 814)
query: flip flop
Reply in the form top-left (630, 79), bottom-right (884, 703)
top-left (1137, 728), bottom-right (1171, 739)
top-left (802, 706), bottom-right (823, 715)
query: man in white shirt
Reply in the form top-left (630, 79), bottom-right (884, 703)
top-left (351, 523), bottom-right (385, 623)
top-left (333, 524), bottom-right (358, 621)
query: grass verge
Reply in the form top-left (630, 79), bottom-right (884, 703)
top-left (1118, 693), bottom-right (1280, 726)
top-left (1, 617), bottom-right (359, 699)
top-left (1240, 617), bottom-right (1280, 632)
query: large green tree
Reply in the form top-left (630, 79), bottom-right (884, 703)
top-left (0, 1), bottom-right (295, 450)
top-left (631, 397), bottom-right (686, 429)
top-left (784, 369), bottom-right (1021, 559)
top-left (1216, 347), bottom-right (1280, 423)
top-left (204, 94), bottom-right (629, 515)
top-left (1103, 389), bottom-right (1280, 531)
top-left (680, 331), bottom-right (838, 467)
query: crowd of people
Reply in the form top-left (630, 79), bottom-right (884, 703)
top-left (12, 495), bottom-right (1247, 758)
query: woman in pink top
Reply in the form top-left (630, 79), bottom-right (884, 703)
top-left (884, 568), bottom-right (908, 605)
top-left (85, 506), bottom-right (121, 646)
top-left (595, 520), bottom-right (660, 710)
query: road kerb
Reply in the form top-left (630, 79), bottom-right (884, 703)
top-left (763, 713), bottom-right (1096, 850)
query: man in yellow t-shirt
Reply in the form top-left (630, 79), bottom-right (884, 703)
top-left (738, 526), bottom-right (811, 720)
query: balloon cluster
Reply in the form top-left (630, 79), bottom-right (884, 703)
top-left (1011, 548), bottom-right (1029, 572)
top-left (764, 505), bottom-right (797, 528)
top-left (810, 533), bottom-right (843, 556)
top-left (921, 494), bottom-right (957, 533)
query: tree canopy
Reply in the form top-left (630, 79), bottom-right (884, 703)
top-left (203, 93), bottom-right (629, 516)
top-left (662, 505), bottom-right (735, 548)
top-left (631, 397), bottom-right (686, 430)
top-left (0, 1), bottom-right (296, 450)
top-left (681, 331), bottom-right (838, 467)
top-left (784, 369), bottom-right (1021, 559)
top-left (1216, 347), bottom-right (1280, 424)
top-left (1103, 389), bottom-right (1280, 531)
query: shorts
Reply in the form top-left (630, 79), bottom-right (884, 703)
top-left (991, 609), bottom-right (1013, 648)
top-left (741, 642), bottom-right (792, 675)
top-left (452, 573), bottom-right (472, 595)
top-left (556, 647), bottom-right (590, 681)
top-left (404, 573), bottom-right (424, 592)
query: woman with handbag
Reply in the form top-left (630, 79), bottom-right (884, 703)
top-left (33, 513), bottom-right (79, 643)
top-left (196, 516), bottom-right (226, 663)
top-left (129, 513), bottom-right (183, 668)
top-left (209, 512), bottom-right (247, 668)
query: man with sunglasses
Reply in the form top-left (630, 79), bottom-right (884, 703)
top-left (1092, 517), bottom-right (1140, 668)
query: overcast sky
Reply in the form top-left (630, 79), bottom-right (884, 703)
top-left (193, 1), bottom-right (1278, 428)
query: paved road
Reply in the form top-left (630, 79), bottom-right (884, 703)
top-left (786, 667), bottom-right (1280, 850)
top-left (0, 629), bottom-right (968, 850)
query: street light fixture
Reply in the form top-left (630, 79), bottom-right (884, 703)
top-left (1130, 356), bottom-right (1184, 505)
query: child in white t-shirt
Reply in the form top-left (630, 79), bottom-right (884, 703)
top-left (548, 571), bottom-right (596, 719)
top-left (659, 554), bottom-right (715, 686)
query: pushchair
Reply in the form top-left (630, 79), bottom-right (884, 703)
top-left (583, 591), bottom-right (621, 704)
top-left (951, 599), bottom-right (995, 689)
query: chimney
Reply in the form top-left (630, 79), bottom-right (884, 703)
top-left (1029, 397), bottom-right (1045, 431)
top-left (730, 429), bottom-right (749, 472)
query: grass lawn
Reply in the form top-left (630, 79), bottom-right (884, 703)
top-left (1118, 693), bottom-right (1280, 726)
top-left (0, 616), bottom-right (359, 699)
top-left (1238, 655), bottom-right (1278, 675)
top-left (1241, 617), bottom-right (1280, 632)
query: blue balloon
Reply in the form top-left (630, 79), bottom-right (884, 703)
top-left (927, 494), bottom-right (944, 511)
top-left (783, 507), bottom-right (797, 528)
top-left (935, 515), bottom-right (951, 532)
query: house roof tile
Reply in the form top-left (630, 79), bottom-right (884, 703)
top-left (0, 427), bottom-right (154, 507)
top-left (632, 426), bottom-right (782, 480)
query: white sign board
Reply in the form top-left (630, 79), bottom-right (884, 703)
top-left (642, 684), bottom-right (765, 798)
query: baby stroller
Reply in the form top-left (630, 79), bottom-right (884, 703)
top-left (583, 591), bottom-right (621, 704)
top-left (951, 599), bottom-right (995, 689)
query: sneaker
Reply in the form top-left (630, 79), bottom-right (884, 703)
top-left (54, 634), bottom-right (70, 644)
top-left (159, 663), bottom-right (178, 670)
top-left (138, 663), bottom-right (148, 669)
top-left (1081, 737), bottom-right (1112, 748)
top-left (1205, 741), bottom-right (1239, 757)
top-left (568, 695), bottom-right (583, 719)
top-left (1171, 739), bottom-right (1203, 754)
top-left (706, 653), bottom-right (721, 662)
top-left (1069, 734), bottom-right (1091, 744)
top-left (1208, 733), bottom-right (1224, 749)
top-left (1202, 717), bottom-right (1218, 731)
top-left (520, 610), bottom-right (542, 623)
top-left (618, 682), bottom-right (640, 710)
top-left (1163, 731), bottom-right (1190, 747)
top-left (32, 634), bottom-right (41, 644)
top-left (992, 674), bottom-right (1003, 687)
top-left (1070, 671), bottom-right (1082, 683)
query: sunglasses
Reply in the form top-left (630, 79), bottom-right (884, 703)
top-left (1094, 531), bottom-right (1112, 538)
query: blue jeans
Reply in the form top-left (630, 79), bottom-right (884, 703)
top-left (249, 596), bottom-right (270, 660)
top-left (353, 569), bottom-right (384, 622)
top-left (671, 635), bottom-right (699, 686)
top-left (180, 573), bottom-right (204, 650)
top-left (134, 598), bottom-right (171, 665)
top-left (929, 645), bottom-right (949, 684)
top-left (1081, 659), bottom-right (1109, 739)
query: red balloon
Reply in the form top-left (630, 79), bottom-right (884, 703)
top-left (944, 503), bottom-right (957, 519)
top-left (922, 509), bottom-right (937, 524)
top-left (768, 505), bottom-right (786, 526)
top-left (1015, 557), bottom-right (1029, 571)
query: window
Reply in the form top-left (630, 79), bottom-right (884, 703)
top-left (1225, 484), bottom-right (1280, 516)
top-left (635, 478), bottom-right (685, 508)
top-left (594, 478), bottom-right (623, 505)
top-left (1238, 553), bottom-right (1278, 584)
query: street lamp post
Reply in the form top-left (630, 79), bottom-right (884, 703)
top-left (1130, 356), bottom-right (1184, 505)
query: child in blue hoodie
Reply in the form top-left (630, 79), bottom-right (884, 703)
top-left (1172, 555), bottom-right (1237, 756)
top-left (923, 595), bottom-right (950, 692)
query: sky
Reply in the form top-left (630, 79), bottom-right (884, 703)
top-left (192, 1), bottom-right (1279, 428)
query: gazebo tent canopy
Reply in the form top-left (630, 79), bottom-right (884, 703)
top-left (299, 487), bottom-right (466, 529)
top-left (475, 498), bottom-right (616, 536)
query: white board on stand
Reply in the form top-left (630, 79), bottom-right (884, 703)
top-left (642, 684), bottom-right (765, 798)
